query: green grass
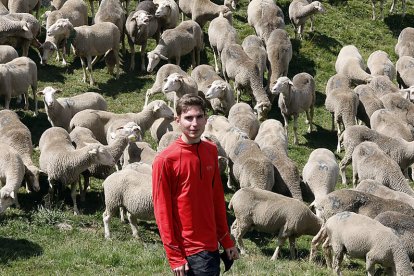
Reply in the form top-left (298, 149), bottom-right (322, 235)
top-left (2, 0), bottom-right (414, 274)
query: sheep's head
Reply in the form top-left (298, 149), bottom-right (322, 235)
top-left (224, 0), bottom-right (237, 10)
top-left (312, 1), bottom-right (325, 13)
top-left (111, 122), bottom-right (142, 143)
top-left (155, 2), bottom-right (171, 18)
top-left (271, 76), bottom-right (292, 96)
top-left (205, 80), bottom-right (228, 99)
top-left (147, 51), bottom-right (168, 72)
top-left (19, 20), bottom-right (33, 40)
top-left (25, 165), bottom-right (41, 192)
top-left (88, 144), bottom-right (115, 166)
top-left (205, 115), bottom-right (230, 134)
top-left (37, 86), bottom-right (61, 108)
top-left (0, 188), bottom-right (15, 214)
top-left (133, 11), bottom-right (152, 28)
top-left (148, 100), bottom-right (175, 120)
top-left (254, 101), bottom-right (271, 121)
top-left (163, 73), bottom-right (184, 93)
top-left (47, 18), bottom-right (72, 37)
top-left (40, 40), bottom-right (58, 65)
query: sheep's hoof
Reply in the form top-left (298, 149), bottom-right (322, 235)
top-left (62, 61), bottom-right (67, 66)
top-left (104, 235), bottom-right (111, 240)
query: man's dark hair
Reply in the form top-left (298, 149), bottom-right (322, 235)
top-left (176, 94), bottom-right (207, 116)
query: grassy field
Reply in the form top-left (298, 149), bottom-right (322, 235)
top-left (1, 0), bottom-right (414, 274)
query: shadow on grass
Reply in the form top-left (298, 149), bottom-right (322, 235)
top-left (290, 40), bottom-right (317, 77)
top-left (18, 111), bottom-right (51, 147)
top-left (384, 14), bottom-right (414, 37)
top-left (0, 238), bottom-right (43, 264)
top-left (307, 31), bottom-right (342, 55)
top-left (303, 123), bottom-right (337, 151)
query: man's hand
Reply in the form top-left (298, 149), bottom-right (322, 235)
top-left (225, 246), bottom-right (240, 260)
top-left (173, 263), bottom-right (189, 276)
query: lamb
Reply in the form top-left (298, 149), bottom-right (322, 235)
top-left (325, 74), bottom-right (359, 152)
top-left (103, 162), bottom-right (154, 239)
top-left (8, 0), bottom-right (40, 18)
top-left (39, 127), bottom-right (115, 215)
top-left (221, 43), bottom-right (271, 121)
top-left (157, 131), bottom-right (182, 152)
top-left (207, 11), bottom-right (238, 73)
top-left (370, 109), bottom-right (414, 142)
top-left (354, 84), bottom-right (384, 127)
top-left (270, 73), bottom-right (315, 145)
top-left (310, 211), bottom-right (414, 276)
top-left (367, 50), bottom-right (396, 81)
top-left (356, 179), bottom-right (414, 209)
top-left (122, 142), bottom-right (157, 167)
top-left (227, 102), bottom-right (259, 140)
top-left (241, 35), bottom-right (267, 82)
top-left (254, 119), bottom-right (303, 200)
top-left (396, 55), bottom-right (414, 89)
top-left (351, 141), bottom-right (414, 196)
top-left (0, 110), bottom-right (40, 193)
top-left (0, 56), bottom-right (38, 116)
top-left (126, 1), bottom-right (160, 71)
top-left (47, 18), bottom-right (120, 85)
top-left (375, 211), bottom-right (414, 261)
top-left (0, 143), bottom-right (26, 213)
top-left (395, 27), bottom-right (414, 58)
top-left (146, 20), bottom-right (203, 72)
top-left (178, 0), bottom-right (232, 28)
top-left (0, 45), bottom-right (18, 63)
top-left (37, 87), bottom-right (107, 131)
top-left (302, 148), bottom-right (339, 207)
top-left (266, 29), bottom-right (293, 92)
top-left (229, 187), bottom-right (322, 258)
top-left (335, 45), bottom-right (373, 85)
top-left (288, 0), bottom-right (325, 40)
top-left (190, 64), bottom-right (235, 116)
top-left (154, 0), bottom-right (179, 31)
top-left (69, 100), bottom-right (175, 145)
top-left (247, 0), bottom-right (285, 43)
top-left (162, 72), bottom-right (198, 110)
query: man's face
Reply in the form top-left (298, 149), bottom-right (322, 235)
top-left (176, 105), bottom-right (207, 144)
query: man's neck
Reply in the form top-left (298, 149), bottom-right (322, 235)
top-left (181, 134), bottom-right (201, 144)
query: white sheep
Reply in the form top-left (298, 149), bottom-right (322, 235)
top-left (122, 141), bottom-right (157, 168)
top-left (335, 45), bottom-right (373, 85)
top-left (0, 56), bottom-right (38, 116)
top-left (37, 87), bottom-right (107, 131)
top-left (227, 102), bottom-right (259, 140)
top-left (162, 72), bottom-right (198, 110)
top-left (370, 109), bottom-right (414, 142)
top-left (310, 211), bottom-right (414, 276)
top-left (149, 116), bottom-right (178, 143)
top-left (69, 100), bottom-right (175, 145)
top-left (241, 35), bottom-right (267, 82)
top-left (8, 0), bottom-right (40, 18)
top-left (0, 45), bottom-right (18, 64)
top-left (39, 127), bottom-right (115, 215)
top-left (0, 143), bottom-right (26, 213)
top-left (230, 187), bottom-right (322, 259)
top-left (288, 0), bottom-right (325, 40)
top-left (247, 0), bottom-right (285, 43)
top-left (369, 75), bottom-right (412, 99)
top-left (154, 0), bottom-right (179, 31)
top-left (354, 84), bottom-right (384, 127)
top-left (178, 0), bottom-right (232, 28)
top-left (47, 18), bottom-right (120, 85)
top-left (395, 27), bottom-right (414, 58)
top-left (157, 131), bottom-right (182, 152)
top-left (0, 110), bottom-right (40, 193)
top-left (379, 92), bottom-right (414, 126)
top-left (396, 55), bottom-right (414, 90)
top-left (270, 73), bottom-right (315, 145)
top-left (367, 50), bottom-right (396, 81)
top-left (302, 148), bottom-right (339, 207)
top-left (191, 64), bottom-right (235, 116)
top-left (147, 20), bottom-right (203, 72)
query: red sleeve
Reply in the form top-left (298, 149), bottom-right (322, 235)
top-left (152, 156), bottom-right (187, 269)
top-left (212, 150), bottom-right (234, 249)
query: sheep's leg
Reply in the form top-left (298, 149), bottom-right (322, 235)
top-left (23, 91), bottom-right (29, 111)
top-left (298, 25), bottom-right (304, 40)
top-left (271, 236), bottom-right (287, 260)
top-left (352, 166), bottom-right (359, 188)
top-left (80, 57), bottom-right (88, 83)
top-left (230, 219), bottom-right (249, 255)
top-left (120, 206), bottom-right (127, 223)
top-left (61, 44), bottom-right (68, 66)
top-left (80, 173), bottom-right (89, 202)
top-left (127, 212), bottom-right (140, 238)
top-left (309, 15), bottom-right (314, 32)
top-left (288, 236), bottom-right (297, 259)
top-left (71, 182), bottom-right (80, 215)
top-left (336, 131), bottom-right (341, 154)
top-left (371, 1), bottom-right (377, 20)
top-left (32, 84), bottom-right (38, 116)
top-left (365, 251), bottom-right (377, 276)
top-left (87, 56), bottom-right (95, 86)
top-left (339, 155), bottom-right (351, 185)
top-left (175, 56), bottom-right (181, 67)
top-left (402, 0), bottom-right (406, 17)
top-left (322, 238), bottom-right (332, 268)
top-left (212, 46), bottom-right (220, 73)
top-left (114, 50), bottom-right (120, 79)
top-left (226, 159), bottom-right (235, 189)
top-left (293, 114), bottom-right (299, 145)
top-left (191, 49), bottom-right (196, 69)
top-left (390, 0), bottom-right (396, 13)
top-left (13, 192), bottom-right (20, 209)
top-left (140, 43), bottom-right (147, 72)
top-left (308, 105), bottom-right (314, 132)
top-left (196, 48), bottom-right (200, 66)
top-left (129, 39), bottom-right (135, 71)
top-left (331, 244), bottom-right (344, 276)
top-left (103, 209), bottom-right (115, 239)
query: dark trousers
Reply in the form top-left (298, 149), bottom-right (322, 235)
top-left (186, 250), bottom-right (220, 276)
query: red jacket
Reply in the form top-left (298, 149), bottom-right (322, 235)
top-left (152, 137), bottom-right (234, 269)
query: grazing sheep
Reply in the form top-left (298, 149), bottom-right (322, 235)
top-left (37, 87), bottom-right (107, 131)
top-left (266, 29), bottom-right (293, 92)
top-left (201, 132), bottom-right (229, 178)
top-left (162, 72), bottom-right (198, 110)
top-left (0, 110), bottom-right (40, 193)
top-left (0, 45), bottom-right (18, 63)
top-left (207, 11), bottom-right (238, 73)
top-left (310, 211), bottom-right (414, 276)
top-left (325, 74), bottom-right (359, 152)
top-left (396, 55), bottom-right (414, 89)
top-left (39, 127), bottom-right (115, 215)
top-left (228, 102), bottom-right (259, 140)
top-left (302, 148), bottom-right (339, 207)
top-left (154, 0), bottom-right (179, 31)
top-left (242, 35), bottom-right (267, 82)
top-left (380, 92), bottom-right (414, 126)
top-left (369, 75), bottom-right (411, 99)
top-left (0, 56), bottom-right (38, 116)
top-left (191, 64), bottom-right (235, 116)
top-left (354, 84), bottom-right (384, 127)
top-left (367, 50), bottom-right (396, 81)
top-left (270, 73), bottom-right (315, 145)
top-left (122, 141), bottom-right (157, 167)
top-left (335, 45), bottom-right (373, 85)
top-left (0, 14), bottom-right (33, 41)
top-left (395, 27), bottom-right (414, 58)
top-left (288, 0), bottom-right (325, 40)
top-left (356, 179), bottom-right (414, 209)
top-left (103, 162), bottom-right (153, 239)
top-left (370, 109), bottom-right (414, 142)
top-left (69, 100), bottom-right (175, 145)
top-left (230, 187), bottom-right (322, 258)
top-left (8, 0), bottom-right (40, 17)
top-left (0, 143), bottom-right (25, 212)
top-left (47, 18), bottom-right (120, 85)
top-left (375, 211), bottom-right (414, 261)
top-left (146, 20), bottom-right (203, 72)
top-left (178, 0), bottom-right (232, 28)
top-left (221, 43), bottom-right (271, 121)
top-left (126, 1), bottom-right (160, 71)
top-left (149, 116), bottom-right (178, 143)
top-left (247, 0), bottom-right (285, 43)
top-left (254, 119), bottom-right (302, 200)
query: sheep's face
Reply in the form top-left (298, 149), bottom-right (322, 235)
top-left (135, 12), bottom-right (152, 28)
top-left (25, 165), bottom-right (40, 192)
top-left (271, 77), bottom-right (292, 95)
top-left (155, 3), bottom-right (170, 18)
top-left (0, 189), bottom-right (15, 214)
top-left (40, 40), bottom-right (57, 65)
top-left (153, 101), bottom-right (175, 120)
top-left (224, 0), bottom-right (237, 10)
top-left (254, 102), bottom-right (271, 121)
top-left (205, 80), bottom-right (227, 99)
top-left (313, 1), bottom-right (325, 13)
top-left (163, 74), bottom-right (183, 93)
top-left (147, 52), bottom-right (160, 72)
top-left (47, 18), bottom-right (71, 37)
top-left (38, 86), bottom-right (60, 108)
top-left (90, 145), bottom-right (115, 166)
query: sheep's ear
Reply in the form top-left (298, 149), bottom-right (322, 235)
top-left (153, 104), bottom-right (161, 112)
top-left (110, 132), bottom-right (116, 140)
top-left (22, 24), bottom-right (29, 32)
top-left (9, 191), bottom-right (15, 199)
top-left (288, 80), bottom-right (294, 86)
top-left (207, 84), bottom-right (212, 88)
top-left (55, 89), bottom-right (62, 94)
top-left (163, 78), bottom-right (168, 82)
top-left (159, 54), bottom-right (168, 60)
top-left (36, 90), bottom-right (44, 96)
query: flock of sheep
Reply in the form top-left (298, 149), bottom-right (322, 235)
top-left (1, 0), bottom-right (414, 274)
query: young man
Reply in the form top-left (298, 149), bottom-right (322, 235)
top-left (152, 94), bottom-right (239, 276)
